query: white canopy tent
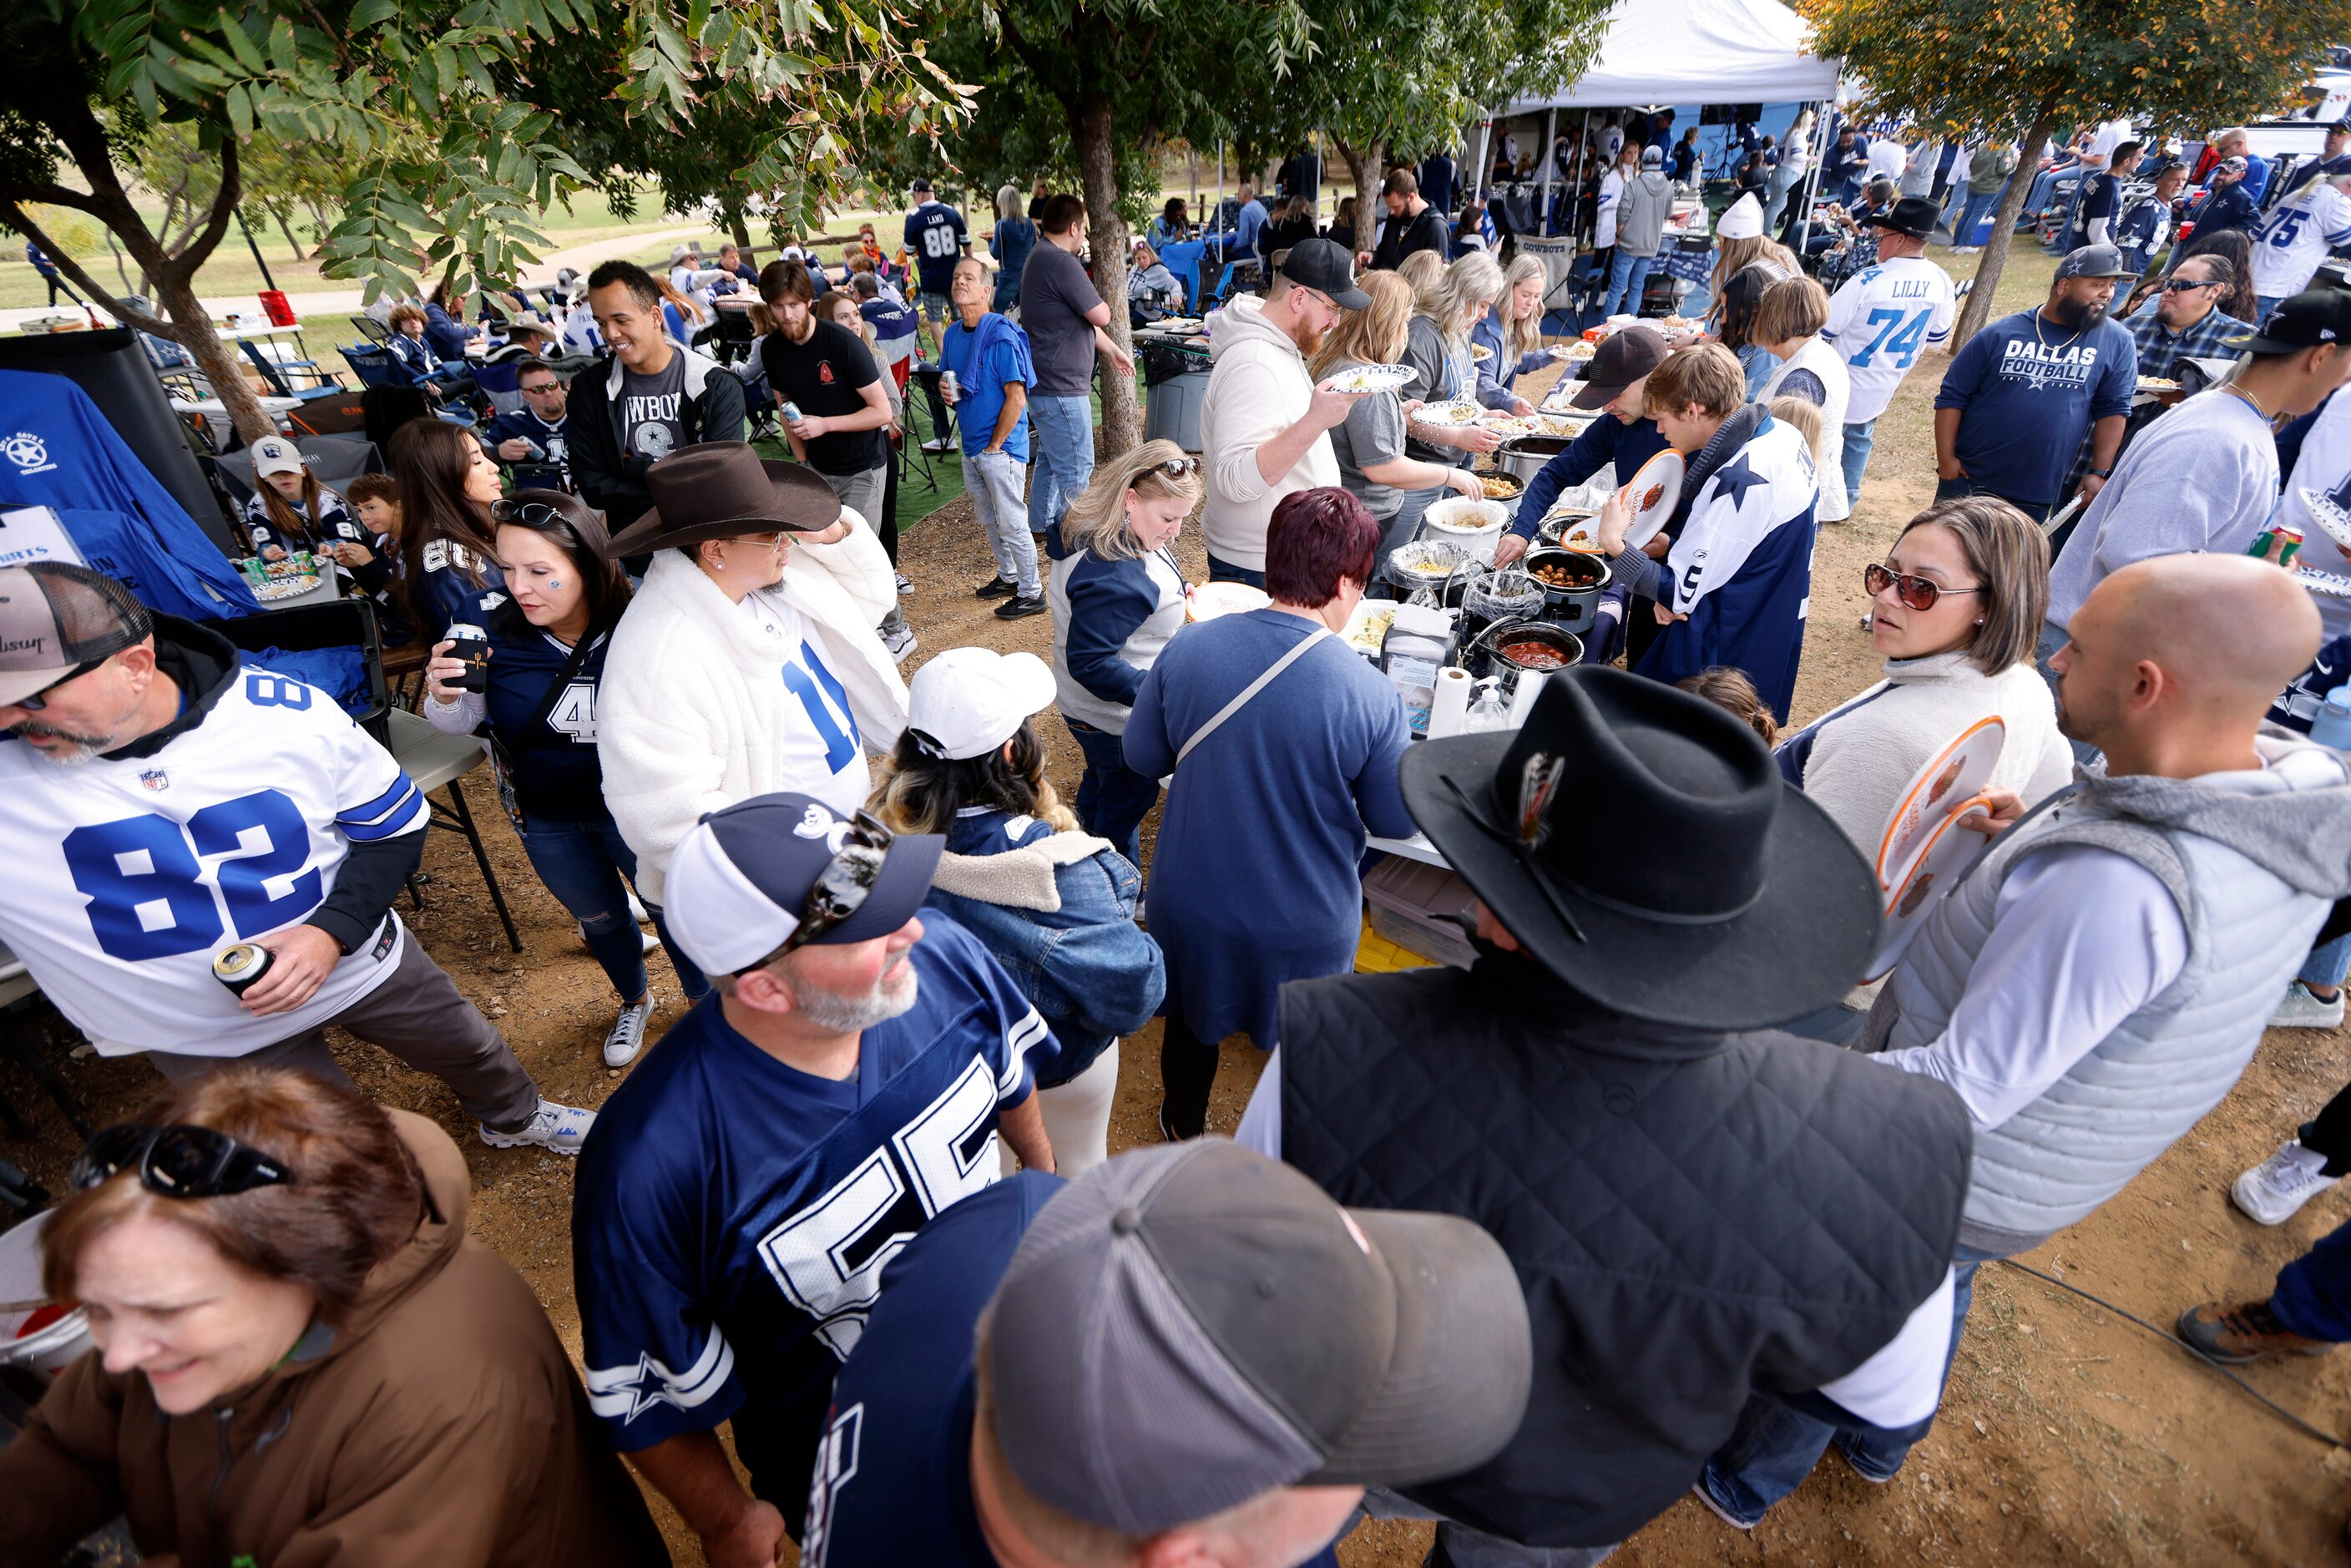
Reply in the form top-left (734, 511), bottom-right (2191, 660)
top-left (1505, 0), bottom-right (1839, 114)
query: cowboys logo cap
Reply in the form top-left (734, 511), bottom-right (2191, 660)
top-left (0, 563), bottom-right (152, 707)
top-left (983, 1140), bottom-right (1533, 1535)
top-left (661, 792), bottom-right (943, 974)
top-left (2232, 286), bottom-right (2351, 356)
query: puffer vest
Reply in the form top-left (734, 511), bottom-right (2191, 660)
top-left (1868, 789), bottom-right (2330, 1255)
top-left (1280, 958), bottom-right (1971, 1549)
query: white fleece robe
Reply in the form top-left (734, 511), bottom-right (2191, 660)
top-left (597, 544), bottom-right (908, 903)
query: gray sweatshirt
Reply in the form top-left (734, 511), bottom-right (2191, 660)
top-left (2045, 387), bottom-right (2280, 631)
top-left (1615, 172), bottom-right (1676, 257)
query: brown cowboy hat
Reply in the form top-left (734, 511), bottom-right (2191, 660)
top-left (604, 443), bottom-right (843, 557)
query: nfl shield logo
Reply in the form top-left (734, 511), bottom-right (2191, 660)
top-left (140, 769), bottom-right (169, 792)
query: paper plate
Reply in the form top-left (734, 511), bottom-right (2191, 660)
top-left (1186, 581), bottom-right (1271, 622)
top-left (1865, 799), bottom-right (1995, 981)
top-left (1471, 344), bottom-right (1494, 362)
top-left (1418, 399), bottom-right (1486, 427)
top-left (1873, 716), bottom-right (2005, 891)
top-left (2299, 488), bottom-right (2351, 551)
top-left (1616, 448), bottom-right (1686, 550)
top-left (2300, 569), bottom-right (2351, 597)
top-left (1327, 362), bottom-right (1418, 395)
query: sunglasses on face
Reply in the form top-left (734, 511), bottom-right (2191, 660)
top-left (2161, 277), bottom-right (2221, 293)
top-left (13, 657), bottom-right (107, 711)
top-left (521, 382), bottom-right (562, 395)
top-left (746, 810), bottom-right (897, 973)
top-left (72, 1122), bottom-right (293, 1199)
top-left (1865, 562), bottom-right (1983, 611)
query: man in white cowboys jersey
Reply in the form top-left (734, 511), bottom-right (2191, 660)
top-left (572, 792), bottom-right (1055, 1568)
top-left (0, 564), bottom-right (591, 1150)
top-left (2249, 169), bottom-right (2351, 320)
top-left (1820, 196), bottom-right (1957, 507)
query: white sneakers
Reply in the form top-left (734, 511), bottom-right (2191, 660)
top-left (882, 625), bottom-right (918, 663)
top-left (2272, 981), bottom-right (2347, 1029)
top-left (479, 1098), bottom-right (596, 1154)
top-left (604, 993), bottom-right (656, 1067)
top-left (2232, 1141), bottom-right (2338, 1226)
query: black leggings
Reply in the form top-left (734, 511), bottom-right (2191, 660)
top-left (1160, 1010), bottom-right (1221, 1140)
top-left (877, 438), bottom-right (902, 565)
top-left (2303, 1081), bottom-right (2351, 1177)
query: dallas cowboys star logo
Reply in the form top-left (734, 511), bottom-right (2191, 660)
top-left (1709, 452), bottom-right (1769, 510)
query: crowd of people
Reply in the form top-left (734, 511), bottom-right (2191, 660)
top-left (5, 118), bottom-right (2351, 1567)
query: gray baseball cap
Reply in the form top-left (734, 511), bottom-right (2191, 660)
top-left (982, 1140), bottom-right (1532, 1535)
top-left (0, 563), bottom-right (151, 707)
top-left (2055, 245), bottom-right (2127, 281)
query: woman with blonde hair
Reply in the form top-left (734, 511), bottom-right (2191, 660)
top-left (1396, 245), bottom-right (1447, 298)
top-left (990, 181), bottom-right (1037, 312)
top-left (1312, 270), bottom-right (1480, 568)
top-left (1394, 250), bottom-right (1507, 541)
top-left (1755, 274), bottom-right (1853, 521)
top-left (869, 650), bottom-right (1163, 1176)
top-left (1047, 438), bottom-right (1204, 864)
top-left (1473, 252), bottom-right (1555, 414)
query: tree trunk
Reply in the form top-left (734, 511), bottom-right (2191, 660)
top-left (1951, 107), bottom-right (2060, 350)
top-left (1073, 94), bottom-right (1140, 459)
top-left (105, 235), bottom-right (131, 294)
top-left (159, 269), bottom-right (278, 446)
top-left (725, 201), bottom-right (752, 250)
top-left (1332, 134), bottom-right (1383, 247)
top-left (271, 210), bottom-right (307, 263)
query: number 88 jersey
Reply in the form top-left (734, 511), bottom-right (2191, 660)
top-left (0, 660), bottom-right (423, 1059)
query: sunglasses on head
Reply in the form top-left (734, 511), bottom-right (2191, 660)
top-left (72, 1122), bottom-right (292, 1200)
top-left (1864, 562), bottom-right (1982, 611)
top-left (1136, 458), bottom-right (1201, 483)
top-left (743, 810), bottom-right (897, 974)
top-left (491, 498), bottom-right (571, 529)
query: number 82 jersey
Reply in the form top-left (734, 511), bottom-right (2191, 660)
top-left (0, 658), bottom-right (423, 1057)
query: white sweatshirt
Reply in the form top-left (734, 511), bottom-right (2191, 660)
top-left (1198, 295), bottom-right (1339, 571)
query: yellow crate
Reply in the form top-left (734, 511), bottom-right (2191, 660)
top-left (1354, 916), bottom-right (1433, 974)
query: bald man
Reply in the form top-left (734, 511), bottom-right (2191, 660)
top-left (1703, 551), bottom-right (2351, 1519)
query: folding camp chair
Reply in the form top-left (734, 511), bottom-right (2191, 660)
top-left (240, 339), bottom-right (343, 402)
top-left (350, 315), bottom-right (394, 346)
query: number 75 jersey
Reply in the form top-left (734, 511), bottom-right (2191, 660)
top-left (1823, 255), bottom-right (1958, 423)
top-left (0, 661), bottom-right (422, 1057)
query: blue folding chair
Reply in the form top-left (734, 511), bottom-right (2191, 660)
top-left (1156, 239), bottom-right (1208, 312)
top-left (240, 339), bottom-right (344, 402)
top-left (341, 344), bottom-right (473, 426)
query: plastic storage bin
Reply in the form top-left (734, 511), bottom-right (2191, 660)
top-left (1363, 856), bottom-right (1479, 969)
top-left (1142, 367), bottom-right (1212, 453)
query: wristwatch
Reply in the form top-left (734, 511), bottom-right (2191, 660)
top-left (2087, 467), bottom-right (2112, 478)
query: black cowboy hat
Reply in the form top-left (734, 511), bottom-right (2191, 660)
top-left (604, 442), bottom-right (842, 557)
top-left (1399, 667), bottom-right (1881, 1029)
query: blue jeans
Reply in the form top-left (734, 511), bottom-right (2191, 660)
top-left (1840, 416), bottom-right (1878, 506)
top-left (1953, 187), bottom-right (2001, 246)
top-left (1066, 718), bottom-right (1160, 868)
top-left (1027, 393), bottom-right (1096, 535)
top-left (2274, 1211), bottom-right (2351, 1342)
top-left (1207, 554), bottom-right (1267, 587)
top-left (1697, 1243), bottom-right (2003, 1525)
top-left (2257, 295), bottom-right (2287, 324)
top-left (2307, 933), bottom-right (2351, 991)
top-left (1601, 250), bottom-right (1656, 318)
top-left (515, 814), bottom-right (710, 1003)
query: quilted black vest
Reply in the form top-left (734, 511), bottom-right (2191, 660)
top-left (1280, 954), bottom-right (1972, 1549)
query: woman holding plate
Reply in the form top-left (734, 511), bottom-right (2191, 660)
top-left (1313, 271), bottom-right (1483, 574)
top-left (1395, 251), bottom-right (1507, 545)
top-left (1472, 254), bottom-right (1556, 415)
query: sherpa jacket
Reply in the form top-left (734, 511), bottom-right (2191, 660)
top-left (1200, 294), bottom-right (1340, 571)
top-left (598, 544), bottom-right (907, 903)
top-left (0, 1113), bottom-right (670, 1568)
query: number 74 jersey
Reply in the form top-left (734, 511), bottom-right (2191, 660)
top-left (0, 662), bottom-right (423, 1057)
top-left (1823, 255), bottom-right (1959, 424)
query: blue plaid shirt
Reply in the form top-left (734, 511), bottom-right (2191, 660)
top-left (2064, 299), bottom-right (2252, 493)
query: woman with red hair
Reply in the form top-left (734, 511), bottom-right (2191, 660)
top-left (1123, 486), bottom-right (1416, 1139)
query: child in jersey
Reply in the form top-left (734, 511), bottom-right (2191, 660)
top-left (243, 435), bottom-right (359, 560)
top-left (423, 490), bottom-right (706, 1067)
top-left (334, 473), bottom-right (414, 646)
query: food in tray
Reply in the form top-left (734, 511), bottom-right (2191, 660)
top-left (1551, 341), bottom-right (1598, 362)
top-left (1661, 314), bottom-right (1695, 328)
top-left (1326, 362), bottom-right (1418, 394)
top-left (1417, 399), bottom-right (1485, 426)
top-left (1479, 416), bottom-right (1540, 438)
top-left (1471, 344), bottom-right (1494, 362)
top-left (2136, 376), bottom-right (2182, 392)
top-left (1529, 559), bottom-right (1597, 589)
top-left (1347, 605), bottom-right (1398, 654)
top-left (1478, 473), bottom-right (1524, 500)
top-left (253, 576), bottom-right (321, 602)
top-left (1499, 637), bottom-right (1571, 670)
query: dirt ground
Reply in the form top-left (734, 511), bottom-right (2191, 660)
top-left (8, 240), bottom-right (2351, 1565)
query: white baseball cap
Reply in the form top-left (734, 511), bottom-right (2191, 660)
top-left (1716, 192), bottom-right (1765, 240)
top-left (906, 647), bottom-right (1058, 761)
top-left (250, 435), bottom-right (305, 477)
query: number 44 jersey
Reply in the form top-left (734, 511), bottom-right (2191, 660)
top-left (1823, 255), bottom-right (1959, 424)
top-left (0, 657), bottom-right (423, 1058)
top-left (571, 914), bottom-right (1056, 1513)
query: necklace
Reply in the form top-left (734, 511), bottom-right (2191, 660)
top-left (2032, 309), bottom-right (2084, 352)
top-left (2222, 380), bottom-right (2278, 427)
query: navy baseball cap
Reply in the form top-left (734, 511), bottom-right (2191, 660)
top-left (663, 792), bottom-right (943, 974)
top-left (2055, 244), bottom-right (2127, 281)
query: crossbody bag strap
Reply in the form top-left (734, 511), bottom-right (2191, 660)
top-left (1175, 626), bottom-right (1332, 767)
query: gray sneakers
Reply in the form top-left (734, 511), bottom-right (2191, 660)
top-left (479, 1098), bottom-right (596, 1154)
top-left (604, 993), bottom-right (656, 1068)
top-left (2272, 981), bottom-right (2346, 1029)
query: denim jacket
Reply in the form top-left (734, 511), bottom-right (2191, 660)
top-left (927, 808), bottom-right (1165, 1088)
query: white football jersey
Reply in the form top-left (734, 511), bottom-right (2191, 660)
top-left (0, 664), bottom-right (423, 1057)
top-left (1823, 256), bottom-right (1959, 422)
top-left (2251, 185), bottom-right (2351, 302)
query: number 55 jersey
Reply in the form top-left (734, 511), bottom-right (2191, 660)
top-left (571, 913), bottom-right (1055, 1522)
top-left (0, 621), bottom-right (424, 1059)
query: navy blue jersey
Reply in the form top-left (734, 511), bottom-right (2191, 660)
top-left (804, 1173), bottom-right (1343, 1568)
top-left (480, 407), bottom-right (574, 492)
top-left (242, 486), bottom-right (358, 557)
top-left (903, 202), bottom-right (969, 292)
top-left (574, 915), bottom-right (1054, 1515)
top-left (412, 537), bottom-right (505, 645)
top-left (482, 620), bottom-right (610, 821)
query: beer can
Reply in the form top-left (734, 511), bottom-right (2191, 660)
top-left (213, 943), bottom-right (274, 997)
top-left (780, 401), bottom-right (805, 426)
top-left (444, 623), bottom-right (492, 693)
top-left (940, 370), bottom-right (959, 402)
top-left (2251, 524), bottom-right (2305, 566)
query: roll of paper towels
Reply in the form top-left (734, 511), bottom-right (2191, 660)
top-left (1428, 665), bottom-right (1474, 739)
top-left (1508, 670), bottom-right (1548, 726)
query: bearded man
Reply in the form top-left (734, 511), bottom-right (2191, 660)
top-left (573, 790), bottom-right (1058, 1568)
top-left (1197, 237), bottom-right (1373, 586)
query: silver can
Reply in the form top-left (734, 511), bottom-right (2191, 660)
top-left (940, 369), bottom-right (958, 403)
